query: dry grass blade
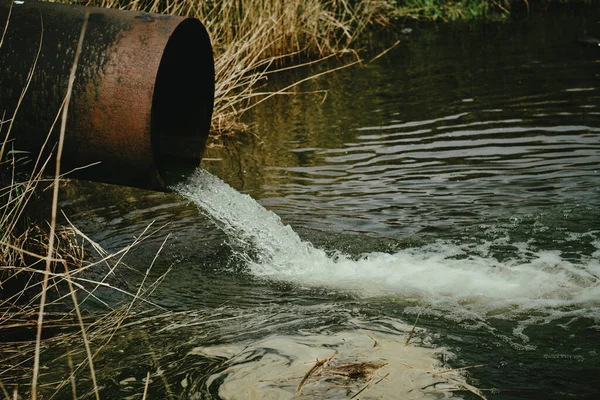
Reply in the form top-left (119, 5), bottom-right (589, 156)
top-left (405, 309), bottom-right (422, 345)
top-left (78, 222), bottom-right (158, 305)
top-left (141, 371), bottom-right (150, 400)
top-left (0, 380), bottom-right (10, 400)
top-left (64, 260), bottom-right (100, 400)
top-left (0, 0), bottom-right (12, 50)
top-left (61, 212), bottom-right (106, 256)
top-left (142, 331), bottom-right (174, 398)
top-left (434, 364), bottom-right (486, 375)
top-left (126, 233), bottom-right (170, 315)
top-left (424, 364), bottom-right (488, 400)
top-left (0, 6), bottom-right (43, 164)
top-left (441, 384), bottom-right (488, 400)
top-left (368, 39), bottom-right (401, 64)
top-left (352, 324), bottom-right (378, 348)
top-left (32, 11), bottom-right (90, 399)
top-left (349, 372), bottom-right (390, 399)
top-left (240, 54), bottom-right (363, 117)
top-left (64, 341), bottom-right (77, 399)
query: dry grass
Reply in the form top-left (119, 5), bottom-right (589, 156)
top-left (0, 206), bottom-right (170, 398)
top-left (29, 11), bottom-right (91, 399)
top-left (0, 162), bottom-right (170, 395)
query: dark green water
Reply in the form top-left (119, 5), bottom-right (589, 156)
top-left (52, 4), bottom-right (600, 399)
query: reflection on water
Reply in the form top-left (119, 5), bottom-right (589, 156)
top-left (234, 16), bottom-right (600, 236)
top-left (57, 4), bottom-right (600, 399)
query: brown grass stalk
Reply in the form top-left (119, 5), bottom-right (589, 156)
top-left (405, 308), bottom-right (422, 345)
top-left (0, 10), bottom-right (42, 164)
top-left (0, 0), bottom-right (12, 49)
top-left (141, 371), bottom-right (151, 400)
top-left (31, 11), bottom-right (90, 399)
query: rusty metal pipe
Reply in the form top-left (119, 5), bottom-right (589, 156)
top-left (0, 0), bottom-right (214, 191)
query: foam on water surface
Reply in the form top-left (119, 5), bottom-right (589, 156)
top-left (174, 169), bottom-right (600, 334)
top-left (194, 327), bottom-right (473, 400)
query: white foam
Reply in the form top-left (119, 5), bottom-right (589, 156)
top-left (195, 327), bottom-right (474, 400)
top-left (175, 169), bottom-right (600, 326)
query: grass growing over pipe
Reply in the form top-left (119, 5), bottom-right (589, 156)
top-left (56, 0), bottom-right (592, 135)
top-left (66, 0), bottom-right (393, 135)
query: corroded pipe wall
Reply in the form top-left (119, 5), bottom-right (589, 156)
top-left (0, 0), bottom-right (214, 190)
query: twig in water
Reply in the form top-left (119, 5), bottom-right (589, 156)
top-left (141, 371), bottom-right (151, 400)
top-left (0, 380), bottom-right (10, 400)
top-left (65, 341), bottom-right (77, 400)
top-left (126, 233), bottom-right (171, 315)
top-left (368, 39), bottom-right (401, 64)
top-left (447, 384), bottom-right (488, 400)
top-left (142, 331), bottom-right (175, 399)
top-left (434, 364), bottom-right (485, 375)
top-left (349, 372), bottom-right (390, 399)
top-left (64, 261), bottom-right (100, 400)
top-left (405, 309), bottom-right (422, 345)
top-left (0, 0), bottom-right (12, 50)
top-left (296, 351), bottom-right (338, 393)
top-left (353, 324), bottom-right (378, 348)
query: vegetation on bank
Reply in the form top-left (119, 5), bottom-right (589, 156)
top-left (393, 0), bottom-right (512, 21)
top-left (393, 0), bottom-right (593, 21)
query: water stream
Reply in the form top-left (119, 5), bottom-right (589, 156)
top-left (175, 168), bottom-right (600, 342)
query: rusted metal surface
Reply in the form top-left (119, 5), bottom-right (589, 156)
top-left (0, 0), bottom-right (214, 191)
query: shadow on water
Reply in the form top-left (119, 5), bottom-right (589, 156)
top-left (53, 3), bottom-right (600, 399)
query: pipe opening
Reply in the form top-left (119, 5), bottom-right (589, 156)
top-left (151, 18), bottom-right (214, 188)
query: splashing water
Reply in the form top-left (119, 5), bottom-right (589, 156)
top-left (174, 169), bottom-right (600, 338)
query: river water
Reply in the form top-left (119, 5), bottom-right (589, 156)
top-left (56, 4), bottom-right (599, 399)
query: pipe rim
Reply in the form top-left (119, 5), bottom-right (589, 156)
top-left (151, 17), bottom-right (214, 188)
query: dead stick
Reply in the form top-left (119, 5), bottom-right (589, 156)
top-left (296, 351), bottom-right (337, 393)
top-left (405, 309), bottom-right (422, 345)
